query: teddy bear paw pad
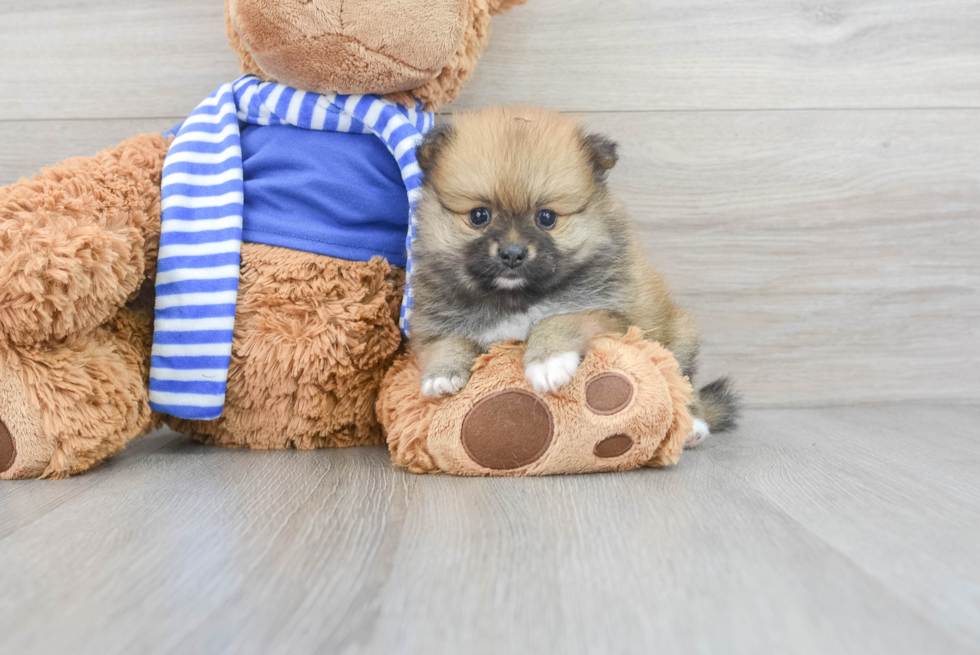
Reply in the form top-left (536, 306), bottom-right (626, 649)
top-left (584, 372), bottom-right (635, 415)
top-left (461, 389), bottom-right (554, 470)
top-left (593, 434), bottom-right (634, 458)
top-left (0, 419), bottom-right (16, 473)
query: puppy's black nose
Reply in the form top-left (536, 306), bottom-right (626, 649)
top-left (499, 244), bottom-right (528, 269)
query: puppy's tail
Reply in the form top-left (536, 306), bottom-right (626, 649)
top-left (692, 376), bottom-right (741, 433)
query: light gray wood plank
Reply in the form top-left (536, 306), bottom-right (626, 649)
top-left (0, 1), bottom-right (238, 121)
top-left (0, 441), bottom-right (414, 655)
top-left (802, 405), bottom-right (980, 507)
top-left (703, 404), bottom-right (980, 644)
top-left (0, 118), bottom-right (180, 186)
top-left (2, 110), bottom-right (978, 408)
top-left (3, 0), bottom-right (980, 121)
top-left (456, 0), bottom-right (980, 111)
top-left (361, 459), bottom-right (971, 655)
top-left (580, 109), bottom-right (980, 407)
top-left (0, 429), bottom-right (183, 540)
top-left (3, 407), bottom-right (978, 654)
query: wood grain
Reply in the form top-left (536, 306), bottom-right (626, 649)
top-left (2, 110), bottom-right (977, 407)
top-left (0, 406), bottom-right (978, 654)
top-left (359, 435), bottom-right (972, 655)
top-left (2, 0), bottom-right (980, 121)
top-left (0, 1), bottom-right (237, 121)
top-left (454, 0), bottom-right (980, 112)
top-left (0, 119), bottom-right (180, 186)
top-left (583, 109), bottom-right (980, 407)
top-left (706, 405), bottom-right (980, 645)
top-left (0, 429), bottom-right (183, 540)
top-left (0, 442), bottom-right (413, 654)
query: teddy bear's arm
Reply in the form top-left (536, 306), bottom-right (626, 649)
top-left (0, 133), bottom-right (170, 344)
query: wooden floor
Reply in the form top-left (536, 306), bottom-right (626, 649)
top-left (0, 404), bottom-right (977, 654)
top-left (2, 1), bottom-right (979, 653)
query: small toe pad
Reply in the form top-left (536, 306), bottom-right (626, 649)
top-left (585, 372), bottom-right (634, 415)
top-left (594, 434), bottom-right (634, 458)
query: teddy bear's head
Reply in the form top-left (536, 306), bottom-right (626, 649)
top-left (225, 0), bottom-right (526, 110)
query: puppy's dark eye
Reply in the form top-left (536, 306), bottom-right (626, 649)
top-left (469, 207), bottom-right (491, 227)
top-left (536, 209), bottom-right (557, 230)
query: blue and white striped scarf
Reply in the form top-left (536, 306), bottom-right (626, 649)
top-left (149, 75), bottom-right (433, 420)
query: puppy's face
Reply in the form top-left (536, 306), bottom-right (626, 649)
top-left (414, 107), bottom-right (620, 300)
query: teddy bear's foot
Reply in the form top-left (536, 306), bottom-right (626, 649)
top-left (0, 309), bottom-right (154, 480)
top-left (453, 368), bottom-right (658, 474)
top-left (380, 328), bottom-right (695, 477)
top-left (0, 363), bottom-right (54, 480)
top-left (455, 375), bottom-right (652, 472)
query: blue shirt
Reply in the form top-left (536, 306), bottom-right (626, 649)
top-left (163, 121), bottom-right (411, 266)
top-left (238, 123), bottom-right (410, 266)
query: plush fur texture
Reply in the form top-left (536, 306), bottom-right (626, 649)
top-left (379, 328), bottom-right (693, 476)
top-left (166, 245), bottom-right (404, 450)
top-left (0, 133), bottom-right (169, 345)
top-left (227, 0), bottom-right (528, 111)
top-left (0, 0), bottom-right (526, 478)
top-left (0, 289), bottom-right (158, 479)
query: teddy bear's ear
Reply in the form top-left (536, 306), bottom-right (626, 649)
top-left (416, 124), bottom-right (456, 177)
top-left (582, 133), bottom-right (619, 180)
top-left (489, 0), bottom-right (529, 16)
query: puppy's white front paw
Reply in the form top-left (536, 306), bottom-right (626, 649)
top-left (685, 417), bottom-right (710, 448)
top-left (525, 352), bottom-right (581, 394)
top-left (421, 373), bottom-right (468, 398)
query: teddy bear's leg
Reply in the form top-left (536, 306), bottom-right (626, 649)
top-left (0, 134), bottom-right (168, 478)
top-left (165, 244), bottom-right (404, 450)
top-left (0, 133), bottom-right (169, 345)
top-left (0, 287), bottom-right (157, 479)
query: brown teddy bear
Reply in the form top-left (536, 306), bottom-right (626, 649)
top-left (0, 0), bottom-right (528, 479)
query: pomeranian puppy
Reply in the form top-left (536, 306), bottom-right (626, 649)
top-left (409, 106), bottom-right (738, 443)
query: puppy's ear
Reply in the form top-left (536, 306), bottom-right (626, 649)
top-left (416, 124), bottom-right (455, 177)
top-left (582, 133), bottom-right (619, 180)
